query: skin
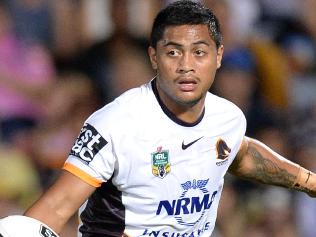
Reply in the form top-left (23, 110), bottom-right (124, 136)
top-left (148, 24), bottom-right (316, 197)
top-left (25, 171), bottom-right (96, 232)
top-left (148, 24), bottom-right (223, 123)
top-left (230, 137), bottom-right (316, 197)
top-left (24, 24), bottom-right (316, 234)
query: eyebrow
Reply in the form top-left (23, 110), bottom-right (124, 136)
top-left (193, 40), bottom-right (210, 46)
top-left (162, 40), bottom-right (210, 47)
top-left (162, 41), bottom-right (182, 47)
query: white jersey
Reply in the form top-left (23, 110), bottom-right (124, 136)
top-left (64, 79), bottom-right (246, 237)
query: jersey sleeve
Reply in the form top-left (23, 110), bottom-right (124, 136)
top-left (228, 109), bottom-right (247, 165)
top-left (63, 120), bottom-right (116, 187)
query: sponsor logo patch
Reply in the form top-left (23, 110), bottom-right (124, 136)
top-left (156, 179), bottom-right (218, 227)
top-left (151, 146), bottom-right (170, 178)
top-left (40, 225), bottom-right (58, 237)
top-left (70, 123), bottom-right (107, 163)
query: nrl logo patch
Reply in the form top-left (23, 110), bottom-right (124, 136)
top-left (151, 146), bottom-right (170, 178)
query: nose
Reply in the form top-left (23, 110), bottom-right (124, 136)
top-left (177, 53), bottom-right (194, 74)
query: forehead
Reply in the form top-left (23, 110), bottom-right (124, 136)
top-left (159, 24), bottom-right (215, 46)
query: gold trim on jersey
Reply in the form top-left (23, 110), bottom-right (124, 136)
top-left (63, 163), bottom-right (102, 187)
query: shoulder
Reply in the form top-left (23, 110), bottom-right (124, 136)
top-left (84, 82), bottom-right (153, 132)
top-left (204, 92), bottom-right (247, 136)
top-left (204, 93), bottom-right (247, 162)
top-left (205, 92), bottom-right (245, 119)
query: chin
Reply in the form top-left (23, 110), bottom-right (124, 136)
top-left (175, 96), bottom-right (203, 107)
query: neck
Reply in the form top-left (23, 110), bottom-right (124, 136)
top-left (152, 79), bottom-right (205, 126)
top-left (164, 96), bottom-right (205, 123)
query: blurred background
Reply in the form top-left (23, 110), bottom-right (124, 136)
top-left (0, 0), bottom-right (315, 236)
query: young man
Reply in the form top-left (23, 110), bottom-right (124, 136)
top-left (24, 1), bottom-right (315, 236)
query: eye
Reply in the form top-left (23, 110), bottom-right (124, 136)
top-left (195, 49), bottom-right (206, 56)
top-left (167, 49), bottom-right (181, 57)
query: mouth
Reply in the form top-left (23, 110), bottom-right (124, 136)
top-left (176, 77), bottom-right (198, 92)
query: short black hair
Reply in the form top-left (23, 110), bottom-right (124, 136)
top-left (150, 0), bottom-right (222, 49)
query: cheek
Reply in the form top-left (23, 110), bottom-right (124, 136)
top-left (158, 60), bottom-right (175, 75)
top-left (199, 60), bottom-right (217, 75)
top-left (197, 55), bottom-right (217, 67)
top-left (199, 64), bottom-right (217, 87)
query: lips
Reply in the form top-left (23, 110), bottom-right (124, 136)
top-left (177, 77), bottom-right (198, 91)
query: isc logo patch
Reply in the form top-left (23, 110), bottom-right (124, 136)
top-left (70, 123), bottom-right (107, 163)
top-left (40, 225), bottom-right (58, 237)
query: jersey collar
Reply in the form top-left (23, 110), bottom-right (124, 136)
top-left (151, 78), bottom-right (205, 127)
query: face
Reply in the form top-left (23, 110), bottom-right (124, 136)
top-left (148, 24), bottom-right (224, 110)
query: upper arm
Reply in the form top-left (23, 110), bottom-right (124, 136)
top-left (228, 136), bottom-right (252, 176)
top-left (24, 170), bottom-right (96, 233)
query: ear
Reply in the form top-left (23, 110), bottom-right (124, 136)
top-left (216, 45), bottom-right (224, 69)
top-left (148, 46), bottom-right (158, 70)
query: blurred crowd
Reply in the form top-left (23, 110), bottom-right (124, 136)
top-left (0, 0), bottom-right (315, 236)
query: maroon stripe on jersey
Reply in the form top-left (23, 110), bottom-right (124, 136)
top-left (79, 177), bottom-right (125, 236)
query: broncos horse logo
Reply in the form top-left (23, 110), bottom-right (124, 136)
top-left (216, 139), bottom-right (231, 160)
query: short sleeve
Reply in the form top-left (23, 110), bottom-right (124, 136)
top-left (63, 122), bottom-right (116, 187)
top-left (228, 110), bottom-right (247, 165)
